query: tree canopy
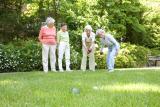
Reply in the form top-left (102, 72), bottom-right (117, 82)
top-left (0, 0), bottom-right (160, 48)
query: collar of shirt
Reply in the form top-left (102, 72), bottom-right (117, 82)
top-left (83, 32), bottom-right (95, 38)
top-left (60, 30), bottom-right (68, 34)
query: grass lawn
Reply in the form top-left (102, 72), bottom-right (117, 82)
top-left (0, 69), bottom-right (160, 107)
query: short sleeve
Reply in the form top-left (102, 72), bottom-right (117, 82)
top-left (57, 31), bottom-right (61, 43)
top-left (82, 32), bottom-right (86, 41)
top-left (38, 27), bottom-right (44, 42)
top-left (91, 32), bottom-right (95, 42)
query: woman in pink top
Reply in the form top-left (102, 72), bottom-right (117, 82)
top-left (38, 17), bottom-right (57, 73)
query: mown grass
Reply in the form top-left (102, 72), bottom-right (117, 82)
top-left (0, 69), bottom-right (160, 107)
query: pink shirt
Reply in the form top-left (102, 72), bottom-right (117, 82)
top-left (38, 26), bottom-right (57, 45)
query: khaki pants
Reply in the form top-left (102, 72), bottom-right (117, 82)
top-left (42, 44), bottom-right (56, 72)
top-left (58, 42), bottom-right (70, 70)
top-left (81, 47), bottom-right (95, 71)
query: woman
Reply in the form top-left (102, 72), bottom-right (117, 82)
top-left (81, 25), bottom-right (96, 71)
top-left (57, 23), bottom-right (71, 72)
top-left (38, 17), bottom-right (57, 73)
top-left (96, 29), bottom-right (120, 72)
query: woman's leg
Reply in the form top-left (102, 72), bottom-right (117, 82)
top-left (89, 48), bottom-right (95, 71)
top-left (107, 47), bottom-right (116, 71)
top-left (50, 44), bottom-right (57, 71)
top-left (81, 47), bottom-right (87, 71)
top-left (42, 44), bottom-right (49, 72)
top-left (58, 42), bottom-right (65, 71)
top-left (65, 43), bottom-right (71, 70)
top-left (110, 47), bottom-right (117, 70)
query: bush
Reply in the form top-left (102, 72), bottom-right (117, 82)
top-left (70, 46), bottom-right (82, 70)
top-left (95, 43), bottom-right (150, 69)
top-left (0, 39), bottom-right (83, 72)
top-left (95, 49), bottom-right (107, 69)
top-left (149, 48), bottom-right (160, 56)
top-left (116, 43), bottom-right (150, 68)
top-left (0, 40), bottom-right (42, 72)
top-left (0, 40), bottom-right (154, 72)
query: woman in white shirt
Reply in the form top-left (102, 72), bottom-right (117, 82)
top-left (81, 25), bottom-right (96, 71)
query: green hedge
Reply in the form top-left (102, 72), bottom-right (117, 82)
top-left (0, 40), bottom-right (42, 72)
top-left (0, 40), bottom-right (157, 72)
top-left (116, 43), bottom-right (150, 68)
top-left (0, 40), bottom-right (82, 72)
top-left (95, 43), bottom-right (150, 69)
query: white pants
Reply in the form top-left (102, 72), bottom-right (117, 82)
top-left (42, 44), bottom-right (56, 72)
top-left (58, 42), bottom-right (70, 70)
top-left (81, 47), bottom-right (95, 71)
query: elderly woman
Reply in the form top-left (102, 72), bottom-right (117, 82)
top-left (57, 23), bottom-right (71, 72)
top-left (38, 17), bottom-right (57, 73)
top-left (81, 25), bottom-right (96, 71)
top-left (96, 29), bottom-right (120, 72)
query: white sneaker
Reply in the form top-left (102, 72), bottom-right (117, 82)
top-left (66, 68), bottom-right (72, 71)
top-left (66, 69), bottom-right (72, 72)
top-left (44, 71), bottom-right (48, 73)
top-left (82, 70), bottom-right (86, 72)
top-left (59, 69), bottom-right (64, 72)
top-left (108, 70), bottom-right (114, 73)
top-left (51, 69), bottom-right (57, 72)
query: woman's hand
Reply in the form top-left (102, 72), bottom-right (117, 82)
top-left (100, 51), bottom-right (103, 55)
top-left (88, 48), bottom-right (92, 54)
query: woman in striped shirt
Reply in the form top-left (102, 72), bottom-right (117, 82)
top-left (38, 17), bottom-right (57, 73)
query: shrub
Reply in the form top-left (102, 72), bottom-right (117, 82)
top-left (95, 43), bottom-right (150, 69)
top-left (116, 43), bottom-right (150, 68)
top-left (0, 40), bottom-right (42, 72)
top-left (149, 48), bottom-right (160, 56)
top-left (0, 39), bottom-right (83, 72)
top-left (95, 49), bottom-right (107, 69)
top-left (0, 41), bottom-right (153, 72)
top-left (70, 46), bottom-right (82, 70)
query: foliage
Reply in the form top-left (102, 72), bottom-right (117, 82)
top-left (1, 0), bottom-right (160, 48)
top-left (70, 46), bottom-right (82, 70)
top-left (95, 43), bottom-right (150, 69)
top-left (149, 48), bottom-right (160, 56)
top-left (1, 39), bottom-right (160, 72)
top-left (116, 43), bottom-right (150, 68)
top-left (0, 40), bottom-right (83, 72)
top-left (0, 40), bottom-right (42, 72)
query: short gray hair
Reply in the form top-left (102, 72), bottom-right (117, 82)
top-left (96, 29), bottom-right (105, 35)
top-left (84, 25), bottom-right (92, 31)
top-left (46, 17), bottom-right (55, 25)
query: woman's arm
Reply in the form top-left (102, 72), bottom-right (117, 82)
top-left (38, 27), bottom-right (43, 43)
top-left (82, 33), bottom-right (87, 50)
top-left (57, 31), bottom-right (61, 44)
top-left (54, 27), bottom-right (57, 40)
top-left (100, 38), bottom-right (104, 53)
top-left (89, 33), bottom-right (95, 50)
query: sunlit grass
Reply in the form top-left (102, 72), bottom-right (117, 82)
top-left (95, 83), bottom-right (160, 93)
top-left (0, 70), bottom-right (160, 107)
top-left (0, 80), bottom-right (18, 85)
